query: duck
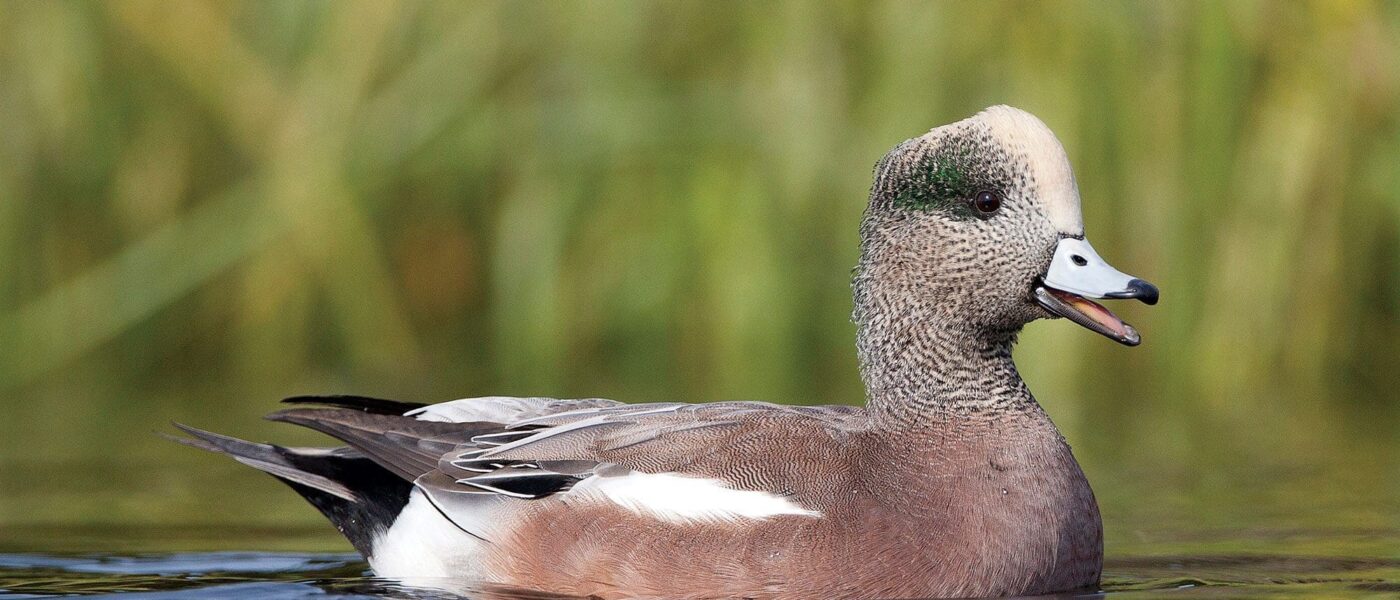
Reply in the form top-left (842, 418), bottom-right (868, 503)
top-left (173, 105), bottom-right (1158, 600)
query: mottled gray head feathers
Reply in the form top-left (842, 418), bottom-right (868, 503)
top-left (853, 106), bottom-right (1088, 411)
top-left (868, 105), bottom-right (1083, 234)
top-left (856, 106), bottom-right (1086, 332)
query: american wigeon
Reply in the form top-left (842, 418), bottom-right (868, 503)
top-left (174, 105), bottom-right (1158, 599)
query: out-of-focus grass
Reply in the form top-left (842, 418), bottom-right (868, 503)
top-left (0, 1), bottom-right (1396, 545)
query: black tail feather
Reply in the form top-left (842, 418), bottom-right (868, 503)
top-left (168, 423), bottom-right (411, 557)
top-left (266, 407), bottom-right (492, 481)
top-left (280, 395), bottom-right (428, 415)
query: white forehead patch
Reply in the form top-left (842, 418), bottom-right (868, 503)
top-left (949, 106), bottom-right (1084, 235)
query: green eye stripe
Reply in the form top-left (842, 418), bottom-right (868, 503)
top-left (891, 152), bottom-right (980, 218)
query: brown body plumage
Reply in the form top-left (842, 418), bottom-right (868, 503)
top-left (496, 410), bottom-right (1100, 599)
top-left (174, 105), bottom-right (1157, 599)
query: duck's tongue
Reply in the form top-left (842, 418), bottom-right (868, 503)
top-left (1035, 286), bottom-right (1140, 346)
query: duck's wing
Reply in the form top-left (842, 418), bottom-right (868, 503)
top-left (267, 397), bottom-right (860, 486)
top-left (265, 395), bottom-right (625, 481)
top-left (412, 400), bottom-right (865, 523)
top-left (453, 400), bottom-right (863, 474)
top-left (243, 396), bottom-right (862, 537)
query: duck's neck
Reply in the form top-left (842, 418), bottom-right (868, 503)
top-left (854, 290), bottom-right (1035, 428)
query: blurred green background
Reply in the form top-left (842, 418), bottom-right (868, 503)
top-left (0, 1), bottom-right (1395, 556)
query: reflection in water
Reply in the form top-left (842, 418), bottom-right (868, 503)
top-left (1103, 554), bottom-right (1400, 595)
top-left (0, 552), bottom-right (567, 599)
top-left (1, 551), bottom-right (1397, 599)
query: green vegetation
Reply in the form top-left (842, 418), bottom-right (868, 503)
top-left (0, 1), bottom-right (1395, 552)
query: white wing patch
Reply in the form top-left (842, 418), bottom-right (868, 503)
top-left (570, 471), bottom-right (821, 523)
top-left (407, 396), bottom-right (621, 424)
top-left (407, 396), bottom-right (559, 423)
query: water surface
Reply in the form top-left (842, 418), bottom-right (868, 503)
top-left (2, 548), bottom-right (1397, 598)
top-left (1, 457), bottom-right (1394, 598)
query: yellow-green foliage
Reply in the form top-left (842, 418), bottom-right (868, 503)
top-left (0, 1), bottom-right (1395, 546)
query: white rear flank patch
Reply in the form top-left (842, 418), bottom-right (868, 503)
top-left (570, 471), bottom-right (821, 523)
top-left (370, 489), bottom-right (499, 583)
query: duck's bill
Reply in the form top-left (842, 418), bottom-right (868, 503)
top-left (1035, 237), bottom-right (1158, 346)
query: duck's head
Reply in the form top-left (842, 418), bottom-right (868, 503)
top-left (857, 105), bottom-right (1157, 345)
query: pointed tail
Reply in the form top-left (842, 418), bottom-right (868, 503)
top-left (166, 423), bottom-right (411, 557)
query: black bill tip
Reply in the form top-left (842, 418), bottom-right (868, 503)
top-left (1104, 278), bottom-right (1159, 305)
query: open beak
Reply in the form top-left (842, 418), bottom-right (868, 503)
top-left (1034, 237), bottom-right (1158, 346)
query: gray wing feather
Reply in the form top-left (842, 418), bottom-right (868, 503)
top-left (455, 401), bottom-right (860, 474)
top-left (262, 396), bottom-right (863, 508)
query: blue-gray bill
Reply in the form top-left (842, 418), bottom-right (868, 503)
top-left (1036, 237), bottom-right (1158, 346)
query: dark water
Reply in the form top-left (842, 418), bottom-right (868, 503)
top-left (1, 549), bottom-right (1398, 598)
top-left (1, 458), bottom-right (1396, 598)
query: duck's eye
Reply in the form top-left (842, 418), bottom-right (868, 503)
top-left (972, 190), bottom-right (1001, 214)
